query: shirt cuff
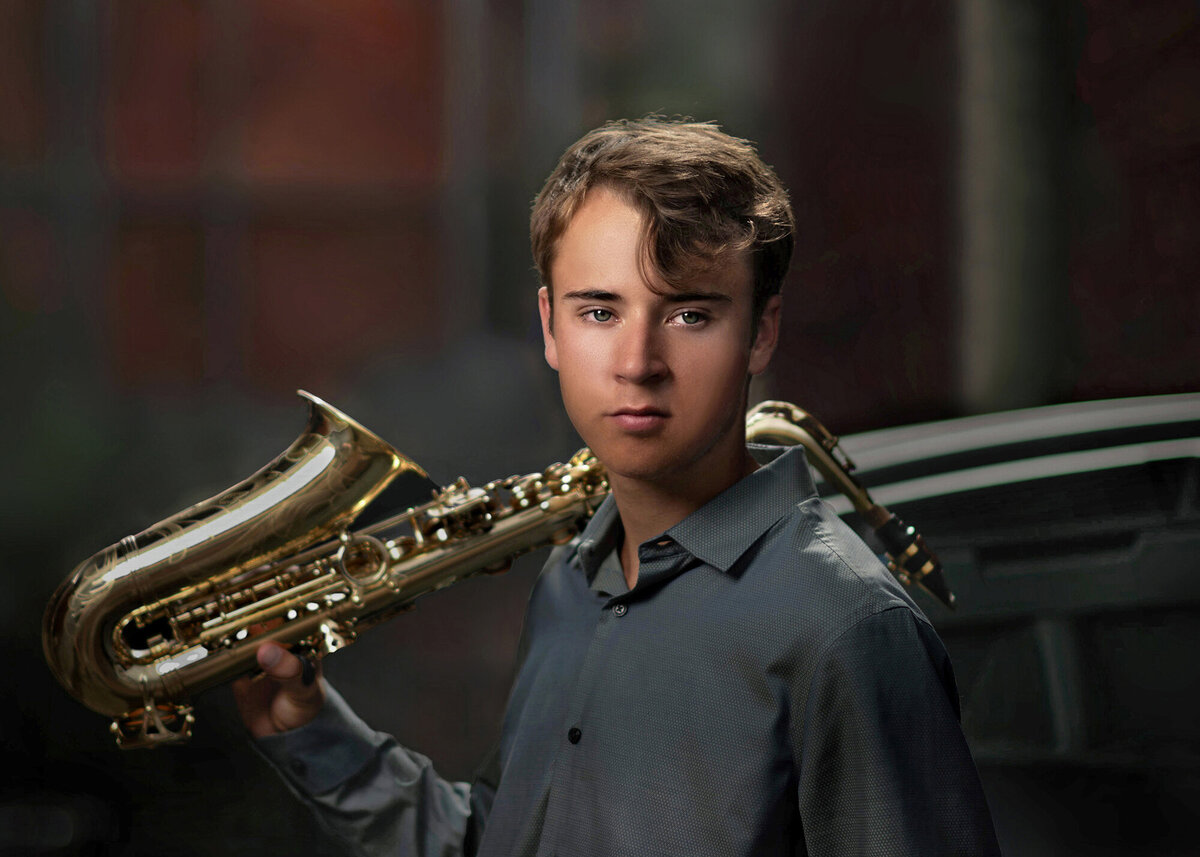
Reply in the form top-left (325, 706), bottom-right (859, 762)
top-left (255, 684), bottom-right (386, 794)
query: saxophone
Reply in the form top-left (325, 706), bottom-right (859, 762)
top-left (44, 393), bottom-right (951, 749)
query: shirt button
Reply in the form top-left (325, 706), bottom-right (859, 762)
top-left (613, 603), bottom-right (627, 617)
top-left (567, 726), bottom-right (582, 744)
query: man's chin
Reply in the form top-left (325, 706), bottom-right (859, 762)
top-left (591, 445), bottom-right (692, 488)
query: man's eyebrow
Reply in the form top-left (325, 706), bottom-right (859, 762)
top-left (560, 289), bottom-right (621, 302)
top-left (663, 290), bottom-right (733, 304)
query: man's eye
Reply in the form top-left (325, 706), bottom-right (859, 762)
top-left (588, 309), bottom-right (613, 322)
top-left (678, 310), bottom-right (704, 325)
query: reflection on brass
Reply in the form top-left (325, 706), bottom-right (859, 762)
top-left (45, 394), bottom-right (949, 749)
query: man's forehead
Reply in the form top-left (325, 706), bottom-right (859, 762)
top-left (549, 185), bottom-right (754, 300)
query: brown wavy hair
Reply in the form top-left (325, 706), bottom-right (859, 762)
top-left (530, 116), bottom-right (794, 322)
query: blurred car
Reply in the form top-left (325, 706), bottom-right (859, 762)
top-left (825, 393), bottom-right (1200, 856)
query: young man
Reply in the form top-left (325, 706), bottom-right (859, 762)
top-left (235, 118), bottom-right (1001, 856)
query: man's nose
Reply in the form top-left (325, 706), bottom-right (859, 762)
top-left (617, 320), bottom-right (669, 384)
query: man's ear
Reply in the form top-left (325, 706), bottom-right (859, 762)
top-left (538, 286), bottom-right (559, 370)
top-left (748, 294), bottom-right (782, 376)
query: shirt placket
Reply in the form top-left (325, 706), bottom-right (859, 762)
top-left (535, 547), bottom-right (684, 857)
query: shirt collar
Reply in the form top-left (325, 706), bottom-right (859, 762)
top-left (574, 494), bottom-right (622, 581)
top-left (668, 444), bottom-right (817, 573)
top-left (570, 444), bottom-right (817, 579)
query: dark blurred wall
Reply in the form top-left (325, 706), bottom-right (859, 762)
top-left (770, 1), bottom-right (960, 429)
top-left (1069, 0), bottom-right (1200, 401)
top-left (769, 0), bottom-right (1199, 430)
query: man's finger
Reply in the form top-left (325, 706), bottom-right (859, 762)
top-left (257, 641), bottom-right (314, 685)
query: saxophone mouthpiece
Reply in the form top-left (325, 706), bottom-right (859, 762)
top-left (876, 515), bottom-right (955, 610)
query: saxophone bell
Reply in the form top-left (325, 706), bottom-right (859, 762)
top-left (43, 391), bottom-right (423, 748)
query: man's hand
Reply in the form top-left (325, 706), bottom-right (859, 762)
top-left (232, 642), bottom-right (326, 738)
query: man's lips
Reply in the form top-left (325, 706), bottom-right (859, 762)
top-left (608, 407), bottom-right (669, 432)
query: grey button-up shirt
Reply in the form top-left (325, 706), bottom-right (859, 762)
top-left (258, 445), bottom-right (1000, 856)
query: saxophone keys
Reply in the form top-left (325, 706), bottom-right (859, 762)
top-left (334, 533), bottom-right (391, 586)
top-left (110, 702), bottom-right (195, 749)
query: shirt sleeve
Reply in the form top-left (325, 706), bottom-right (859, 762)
top-left (794, 606), bottom-right (1002, 856)
top-left (253, 684), bottom-right (495, 857)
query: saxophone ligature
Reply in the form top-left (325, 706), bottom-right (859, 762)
top-left (44, 393), bottom-right (951, 749)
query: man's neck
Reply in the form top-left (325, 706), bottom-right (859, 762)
top-left (611, 449), bottom-right (759, 589)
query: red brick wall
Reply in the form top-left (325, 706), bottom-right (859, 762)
top-left (101, 0), bottom-right (446, 393)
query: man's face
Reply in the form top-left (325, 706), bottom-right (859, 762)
top-left (538, 185), bottom-right (780, 491)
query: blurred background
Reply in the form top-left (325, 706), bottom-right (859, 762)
top-left (2, 0), bottom-right (1198, 854)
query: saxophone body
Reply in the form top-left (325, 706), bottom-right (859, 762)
top-left (45, 393), bottom-right (949, 749)
top-left (43, 392), bottom-right (609, 748)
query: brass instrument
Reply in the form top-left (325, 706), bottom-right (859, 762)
top-left (44, 392), bottom-right (951, 749)
top-left (44, 392), bottom-right (609, 749)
